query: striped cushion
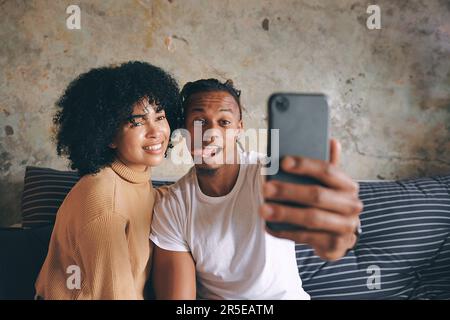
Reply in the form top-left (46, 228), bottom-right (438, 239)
top-left (21, 166), bottom-right (173, 229)
top-left (21, 167), bottom-right (80, 228)
top-left (296, 175), bottom-right (450, 299)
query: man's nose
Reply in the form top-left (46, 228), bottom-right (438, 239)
top-left (203, 127), bottom-right (222, 143)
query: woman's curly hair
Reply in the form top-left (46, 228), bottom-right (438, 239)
top-left (54, 61), bottom-right (182, 176)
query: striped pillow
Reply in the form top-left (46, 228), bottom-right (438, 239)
top-left (21, 166), bottom-right (173, 229)
top-left (21, 167), bottom-right (80, 228)
top-left (296, 175), bottom-right (450, 300)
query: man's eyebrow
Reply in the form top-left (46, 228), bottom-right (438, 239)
top-left (190, 107), bottom-right (233, 113)
top-left (190, 107), bottom-right (205, 112)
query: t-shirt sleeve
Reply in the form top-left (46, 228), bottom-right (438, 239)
top-left (150, 187), bottom-right (190, 252)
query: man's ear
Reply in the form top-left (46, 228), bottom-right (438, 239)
top-left (236, 120), bottom-right (244, 142)
top-left (238, 119), bottom-right (243, 131)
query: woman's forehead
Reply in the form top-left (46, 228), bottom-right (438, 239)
top-left (132, 98), bottom-right (160, 114)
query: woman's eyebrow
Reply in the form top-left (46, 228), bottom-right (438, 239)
top-left (129, 114), bottom-right (147, 119)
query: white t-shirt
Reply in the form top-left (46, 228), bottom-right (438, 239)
top-left (150, 152), bottom-right (310, 300)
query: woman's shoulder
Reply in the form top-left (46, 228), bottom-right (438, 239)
top-left (50, 167), bottom-right (122, 238)
top-left (74, 166), bottom-right (116, 193)
top-left (64, 167), bottom-right (118, 215)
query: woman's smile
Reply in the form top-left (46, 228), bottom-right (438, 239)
top-left (143, 142), bottom-right (164, 154)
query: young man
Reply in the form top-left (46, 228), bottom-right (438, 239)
top-left (150, 79), bottom-right (362, 299)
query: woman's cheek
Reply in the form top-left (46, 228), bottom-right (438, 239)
top-left (161, 119), bottom-right (171, 141)
top-left (131, 128), bottom-right (145, 144)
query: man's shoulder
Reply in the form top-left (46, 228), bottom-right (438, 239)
top-left (240, 151), bottom-right (267, 166)
top-left (240, 151), bottom-right (267, 175)
top-left (155, 168), bottom-right (196, 207)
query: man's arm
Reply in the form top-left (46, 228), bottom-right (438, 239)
top-left (152, 245), bottom-right (196, 299)
top-left (259, 138), bottom-right (363, 261)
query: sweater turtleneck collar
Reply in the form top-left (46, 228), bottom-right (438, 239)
top-left (110, 160), bottom-right (150, 184)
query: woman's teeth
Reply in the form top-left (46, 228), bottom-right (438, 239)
top-left (143, 143), bottom-right (162, 151)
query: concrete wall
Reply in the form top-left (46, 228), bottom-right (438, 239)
top-left (1, 0), bottom-right (449, 226)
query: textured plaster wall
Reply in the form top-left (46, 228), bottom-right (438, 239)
top-left (1, 0), bottom-right (450, 226)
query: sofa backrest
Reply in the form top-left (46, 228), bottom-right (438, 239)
top-left (2, 166), bottom-right (449, 299)
top-left (21, 166), bottom-right (173, 228)
top-left (296, 175), bottom-right (450, 299)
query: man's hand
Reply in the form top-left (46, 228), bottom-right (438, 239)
top-left (259, 138), bottom-right (363, 261)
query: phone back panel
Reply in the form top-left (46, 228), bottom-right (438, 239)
top-left (267, 93), bottom-right (330, 185)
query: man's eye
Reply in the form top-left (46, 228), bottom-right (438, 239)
top-left (220, 120), bottom-right (231, 126)
top-left (156, 115), bottom-right (166, 121)
top-left (194, 119), bottom-right (205, 126)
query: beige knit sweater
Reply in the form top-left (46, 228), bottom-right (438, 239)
top-left (35, 160), bottom-right (155, 299)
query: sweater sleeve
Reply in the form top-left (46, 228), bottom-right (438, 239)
top-left (76, 214), bottom-right (138, 300)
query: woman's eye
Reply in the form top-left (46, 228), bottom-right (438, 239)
top-left (156, 115), bottom-right (166, 121)
top-left (130, 121), bottom-right (143, 127)
top-left (129, 116), bottom-right (146, 127)
top-left (220, 120), bottom-right (231, 126)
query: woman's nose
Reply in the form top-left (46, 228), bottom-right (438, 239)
top-left (145, 123), bottom-right (162, 139)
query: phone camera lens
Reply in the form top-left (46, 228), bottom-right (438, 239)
top-left (274, 96), bottom-right (289, 112)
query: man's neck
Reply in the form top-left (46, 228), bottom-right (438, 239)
top-left (196, 163), bottom-right (240, 197)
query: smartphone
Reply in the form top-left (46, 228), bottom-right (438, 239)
top-left (266, 93), bottom-right (330, 231)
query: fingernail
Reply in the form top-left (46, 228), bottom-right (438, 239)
top-left (282, 157), bottom-right (296, 169)
top-left (263, 182), bottom-right (277, 197)
top-left (261, 204), bottom-right (274, 218)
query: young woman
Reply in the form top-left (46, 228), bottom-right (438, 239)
top-left (35, 61), bottom-right (181, 299)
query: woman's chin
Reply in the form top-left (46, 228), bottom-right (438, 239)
top-left (144, 155), bottom-right (165, 168)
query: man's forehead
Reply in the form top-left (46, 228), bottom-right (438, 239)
top-left (187, 91), bottom-right (238, 109)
